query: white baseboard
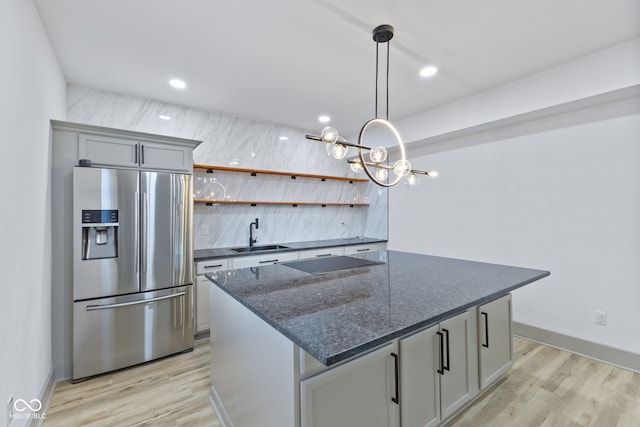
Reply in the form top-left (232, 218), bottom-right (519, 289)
top-left (210, 385), bottom-right (232, 427)
top-left (513, 321), bottom-right (640, 373)
top-left (28, 367), bottom-right (55, 427)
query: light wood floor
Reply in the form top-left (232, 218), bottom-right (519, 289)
top-left (44, 337), bottom-right (639, 427)
top-left (43, 341), bottom-right (220, 426)
top-left (447, 337), bottom-right (640, 427)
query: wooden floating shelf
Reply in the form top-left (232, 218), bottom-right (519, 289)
top-left (194, 199), bottom-right (368, 207)
top-left (193, 164), bottom-right (369, 183)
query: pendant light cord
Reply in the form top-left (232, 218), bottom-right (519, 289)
top-left (374, 39), bottom-right (391, 120)
top-left (386, 40), bottom-right (390, 120)
top-left (375, 42), bottom-right (379, 118)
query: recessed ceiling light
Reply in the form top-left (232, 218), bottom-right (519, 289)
top-left (278, 136), bottom-right (289, 141)
top-left (158, 115), bottom-right (171, 120)
top-left (169, 79), bottom-right (187, 89)
top-left (419, 66), bottom-right (438, 78)
top-left (318, 115), bottom-right (331, 123)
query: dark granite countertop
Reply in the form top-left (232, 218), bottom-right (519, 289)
top-left (206, 250), bottom-right (550, 366)
top-left (194, 237), bottom-right (387, 261)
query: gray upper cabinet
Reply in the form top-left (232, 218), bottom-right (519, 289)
top-left (79, 133), bottom-right (193, 173)
top-left (79, 134), bottom-right (139, 168)
top-left (139, 141), bottom-right (192, 172)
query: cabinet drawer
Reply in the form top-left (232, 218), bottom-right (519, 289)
top-left (195, 259), bottom-right (229, 275)
top-left (343, 242), bottom-right (387, 255)
top-left (231, 251), bottom-right (298, 270)
top-left (298, 247), bottom-right (344, 260)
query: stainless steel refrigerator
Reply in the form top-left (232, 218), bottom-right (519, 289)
top-left (72, 166), bottom-right (194, 380)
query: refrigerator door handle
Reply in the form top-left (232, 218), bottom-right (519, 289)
top-left (142, 193), bottom-right (148, 273)
top-left (133, 191), bottom-right (139, 274)
top-left (85, 291), bottom-right (186, 311)
top-left (171, 180), bottom-right (176, 284)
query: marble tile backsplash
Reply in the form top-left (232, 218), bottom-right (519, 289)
top-left (66, 84), bottom-right (388, 248)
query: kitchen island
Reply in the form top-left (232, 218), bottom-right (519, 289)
top-left (207, 250), bottom-right (549, 427)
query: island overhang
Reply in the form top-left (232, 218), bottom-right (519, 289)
top-left (206, 250), bottom-right (550, 366)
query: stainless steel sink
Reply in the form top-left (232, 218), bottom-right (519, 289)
top-left (230, 244), bottom-right (290, 253)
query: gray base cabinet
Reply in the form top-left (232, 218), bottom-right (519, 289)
top-left (439, 310), bottom-right (479, 420)
top-left (400, 310), bottom-right (479, 427)
top-left (209, 285), bottom-right (516, 427)
top-left (400, 325), bottom-right (440, 427)
top-left (478, 294), bottom-right (513, 389)
top-left (300, 343), bottom-right (400, 427)
top-left (195, 259), bottom-right (229, 333)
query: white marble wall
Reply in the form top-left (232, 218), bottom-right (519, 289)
top-left (67, 85), bottom-right (388, 248)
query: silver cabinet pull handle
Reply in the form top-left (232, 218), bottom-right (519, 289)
top-left (258, 259), bottom-right (278, 264)
top-left (86, 292), bottom-right (185, 311)
top-left (356, 248), bottom-right (370, 252)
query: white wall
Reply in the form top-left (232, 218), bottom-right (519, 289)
top-left (0, 0), bottom-right (66, 425)
top-left (390, 97), bottom-right (640, 358)
top-left (389, 40), bottom-right (640, 366)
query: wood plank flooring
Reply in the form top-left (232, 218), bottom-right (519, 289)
top-left (446, 337), bottom-right (640, 427)
top-left (43, 341), bottom-right (220, 426)
top-left (43, 337), bottom-right (639, 427)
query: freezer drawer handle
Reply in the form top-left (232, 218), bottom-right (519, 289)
top-left (85, 291), bottom-right (186, 311)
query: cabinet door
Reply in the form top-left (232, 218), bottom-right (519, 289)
top-left (300, 343), bottom-right (400, 427)
top-left (139, 141), bottom-right (192, 172)
top-left (478, 294), bottom-right (513, 389)
top-left (79, 134), bottom-right (139, 168)
top-left (439, 310), bottom-right (478, 420)
top-left (195, 275), bottom-right (211, 333)
top-left (400, 325), bottom-right (440, 427)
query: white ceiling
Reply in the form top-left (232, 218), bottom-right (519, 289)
top-left (35, 0), bottom-right (640, 136)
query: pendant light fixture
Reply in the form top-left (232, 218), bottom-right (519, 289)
top-left (306, 25), bottom-right (436, 187)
